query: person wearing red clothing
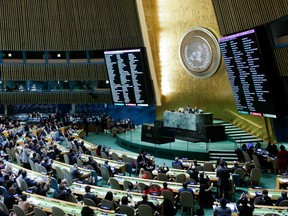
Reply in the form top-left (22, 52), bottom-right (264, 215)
top-left (142, 184), bottom-right (159, 195)
top-left (139, 168), bottom-right (148, 179)
top-left (160, 182), bottom-right (173, 193)
top-left (277, 145), bottom-right (288, 174)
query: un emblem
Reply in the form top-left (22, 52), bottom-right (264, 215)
top-left (179, 27), bottom-right (221, 78)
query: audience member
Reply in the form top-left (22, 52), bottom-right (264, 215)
top-left (236, 193), bottom-right (254, 216)
top-left (277, 145), bottom-right (288, 174)
top-left (137, 150), bottom-right (148, 171)
top-left (178, 182), bottom-right (194, 195)
top-left (172, 157), bottom-right (184, 169)
top-left (275, 191), bottom-right (288, 206)
top-left (216, 161), bottom-right (230, 199)
top-left (254, 189), bottom-right (273, 206)
top-left (139, 168), bottom-right (148, 179)
top-left (160, 182), bottom-right (173, 193)
top-left (53, 185), bottom-right (72, 201)
top-left (4, 187), bottom-right (19, 210)
top-left (81, 206), bottom-right (95, 216)
top-left (137, 194), bottom-right (159, 213)
top-left (83, 185), bottom-right (100, 205)
top-left (104, 191), bottom-right (118, 210)
top-left (198, 172), bottom-right (213, 208)
top-left (18, 194), bottom-right (34, 214)
top-left (213, 198), bottom-right (231, 216)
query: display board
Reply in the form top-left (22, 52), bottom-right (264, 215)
top-left (219, 27), bottom-right (280, 118)
top-left (104, 48), bottom-right (154, 106)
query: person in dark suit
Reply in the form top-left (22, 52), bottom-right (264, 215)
top-left (137, 194), bottom-right (159, 213)
top-left (213, 198), bottom-right (231, 216)
top-left (4, 187), bottom-right (19, 210)
top-left (216, 161), bottom-right (230, 199)
top-left (137, 150), bottom-right (148, 171)
top-left (32, 181), bottom-right (50, 196)
top-left (40, 157), bottom-right (53, 172)
top-left (236, 193), bottom-right (254, 216)
top-left (275, 191), bottom-right (288, 206)
top-left (83, 185), bottom-right (100, 205)
top-left (53, 185), bottom-right (72, 201)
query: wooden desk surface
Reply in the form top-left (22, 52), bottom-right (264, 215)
top-left (25, 192), bottom-right (116, 216)
top-left (71, 182), bottom-right (164, 206)
top-left (114, 174), bottom-right (200, 194)
top-left (52, 160), bottom-right (91, 178)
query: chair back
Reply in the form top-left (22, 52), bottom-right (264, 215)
top-left (78, 146), bottom-right (83, 154)
top-left (161, 190), bottom-right (174, 203)
top-left (63, 154), bottom-right (70, 164)
top-left (15, 153), bottom-right (22, 166)
top-left (68, 194), bottom-right (77, 203)
top-left (138, 204), bottom-right (153, 216)
top-left (144, 171), bottom-right (153, 179)
top-left (279, 200), bottom-right (288, 206)
top-left (109, 177), bottom-right (120, 190)
top-left (157, 173), bottom-right (169, 181)
top-left (50, 177), bottom-right (59, 190)
top-left (83, 198), bottom-right (97, 207)
top-left (63, 173), bottom-right (73, 186)
top-left (29, 159), bottom-right (36, 171)
top-left (34, 163), bottom-right (41, 173)
top-left (203, 162), bottom-right (214, 172)
top-left (250, 168), bottom-right (261, 186)
top-left (12, 205), bottom-right (26, 216)
top-left (180, 191), bottom-right (194, 215)
top-left (254, 196), bottom-right (263, 205)
top-left (101, 199), bottom-right (114, 210)
top-left (101, 152), bottom-right (108, 159)
top-left (0, 201), bottom-right (9, 215)
top-left (100, 166), bottom-right (110, 185)
top-left (228, 179), bottom-right (235, 201)
top-left (234, 168), bottom-right (245, 181)
top-left (62, 168), bottom-right (70, 176)
top-left (55, 166), bottom-right (64, 180)
top-left (39, 165), bottom-right (48, 174)
top-left (252, 154), bottom-right (261, 169)
top-left (19, 179), bottom-right (28, 191)
top-left (111, 152), bottom-right (119, 161)
top-left (90, 150), bottom-right (97, 157)
top-left (5, 148), bottom-right (13, 160)
top-left (242, 151), bottom-right (251, 163)
top-left (0, 186), bottom-right (8, 196)
top-left (151, 184), bottom-right (161, 192)
top-left (76, 158), bottom-right (83, 167)
top-left (172, 163), bottom-right (183, 169)
top-left (34, 207), bottom-right (47, 216)
top-left (123, 180), bottom-right (133, 191)
top-left (119, 205), bottom-right (135, 216)
top-left (91, 170), bottom-right (102, 186)
top-left (125, 163), bottom-right (134, 176)
top-left (121, 154), bottom-right (128, 163)
top-left (175, 173), bottom-right (186, 183)
top-left (52, 206), bottom-right (65, 216)
top-left (138, 182), bottom-right (147, 191)
top-left (232, 174), bottom-right (240, 187)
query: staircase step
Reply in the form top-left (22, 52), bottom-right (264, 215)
top-left (228, 134), bottom-right (252, 137)
top-left (224, 125), bottom-right (239, 129)
top-left (225, 128), bottom-right (242, 131)
top-left (231, 135), bottom-right (257, 140)
top-left (209, 156), bottom-right (238, 161)
top-left (235, 138), bottom-right (262, 143)
top-left (225, 131), bottom-right (247, 134)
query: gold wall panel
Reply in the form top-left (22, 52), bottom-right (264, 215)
top-left (141, 0), bottom-right (269, 140)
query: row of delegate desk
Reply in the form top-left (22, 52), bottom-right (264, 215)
top-left (7, 162), bottom-right (162, 215)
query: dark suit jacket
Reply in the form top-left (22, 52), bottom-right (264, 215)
top-left (4, 193), bottom-right (18, 210)
top-left (216, 166), bottom-right (230, 186)
top-left (83, 192), bottom-right (100, 205)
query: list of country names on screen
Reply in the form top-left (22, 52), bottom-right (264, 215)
top-left (104, 49), bottom-right (148, 105)
top-left (219, 29), bottom-right (271, 114)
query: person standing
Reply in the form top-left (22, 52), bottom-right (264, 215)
top-left (277, 145), bottom-right (288, 174)
top-left (216, 161), bottom-right (230, 199)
